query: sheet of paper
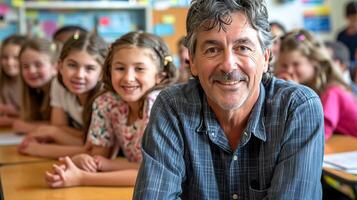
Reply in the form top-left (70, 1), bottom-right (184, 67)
top-left (0, 132), bottom-right (24, 145)
top-left (324, 151), bottom-right (357, 174)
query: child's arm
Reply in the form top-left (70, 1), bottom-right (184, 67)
top-left (27, 107), bottom-right (84, 145)
top-left (0, 103), bottom-right (19, 117)
top-left (18, 137), bottom-right (88, 159)
top-left (0, 115), bottom-right (17, 127)
top-left (29, 125), bottom-right (83, 145)
top-left (94, 155), bottom-right (140, 172)
top-left (12, 119), bottom-right (48, 134)
top-left (45, 157), bottom-right (138, 188)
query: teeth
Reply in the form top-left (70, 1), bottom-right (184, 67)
top-left (220, 81), bottom-right (239, 85)
top-left (123, 86), bottom-right (138, 91)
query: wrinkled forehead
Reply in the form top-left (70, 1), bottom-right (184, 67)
top-left (195, 12), bottom-right (259, 44)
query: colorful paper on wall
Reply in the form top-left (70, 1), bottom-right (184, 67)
top-left (303, 6), bottom-right (331, 32)
top-left (0, 22), bottom-right (17, 41)
top-left (301, 0), bottom-right (324, 6)
top-left (154, 23), bottom-right (174, 36)
top-left (162, 14), bottom-right (175, 24)
top-left (0, 3), bottom-right (9, 15)
top-left (11, 0), bottom-right (23, 7)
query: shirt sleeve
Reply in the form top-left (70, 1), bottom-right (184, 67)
top-left (267, 96), bottom-right (324, 199)
top-left (133, 91), bottom-right (185, 199)
top-left (86, 93), bottom-right (115, 147)
top-left (320, 88), bottom-right (340, 140)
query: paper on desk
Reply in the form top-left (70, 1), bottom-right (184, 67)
top-left (0, 132), bottom-right (24, 145)
top-left (324, 151), bottom-right (357, 174)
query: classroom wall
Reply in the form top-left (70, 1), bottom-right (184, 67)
top-left (0, 0), bottom-right (350, 52)
top-left (267, 0), bottom-right (349, 41)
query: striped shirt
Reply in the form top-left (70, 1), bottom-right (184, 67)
top-left (134, 77), bottom-right (324, 200)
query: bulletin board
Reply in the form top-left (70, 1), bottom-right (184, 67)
top-left (153, 7), bottom-right (188, 55)
top-left (18, 1), bottom-right (151, 43)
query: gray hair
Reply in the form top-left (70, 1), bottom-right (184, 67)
top-left (185, 0), bottom-right (274, 80)
top-left (186, 0), bottom-right (273, 53)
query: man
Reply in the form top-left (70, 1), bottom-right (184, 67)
top-left (134, 0), bottom-right (324, 199)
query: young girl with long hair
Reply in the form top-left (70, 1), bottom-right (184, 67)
top-left (45, 31), bottom-right (177, 187)
top-left (276, 29), bottom-right (357, 140)
top-left (12, 38), bottom-right (59, 133)
top-left (18, 33), bottom-right (108, 157)
top-left (0, 35), bottom-right (27, 126)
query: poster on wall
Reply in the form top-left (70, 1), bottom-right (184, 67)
top-left (303, 5), bottom-right (331, 32)
top-left (25, 9), bottom-right (146, 42)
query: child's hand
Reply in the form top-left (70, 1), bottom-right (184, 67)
top-left (45, 157), bottom-right (83, 188)
top-left (17, 137), bottom-right (40, 156)
top-left (28, 125), bottom-right (58, 143)
top-left (12, 119), bottom-right (31, 134)
top-left (0, 104), bottom-right (18, 116)
top-left (93, 155), bottom-right (111, 172)
top-left (0, 115), bottom-right (14, 126)
top-left (71, 154), bottom-right (98, 172)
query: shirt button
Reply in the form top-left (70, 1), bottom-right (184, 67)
top-left (211, 132), bottom-right (215, 137)
top-left (232, 194), bottom-right (238, 199)
top-left (233, 155), bottom-right (238, 161)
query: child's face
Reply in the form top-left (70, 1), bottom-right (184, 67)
top-left (110, 46), bottom-right (160, 103)
top-left (20, 48), bottom-right (57, 88)
top-left (276, 50), bottom-right (315, 85)
top-left (59, 50), bottom-right (102, 96)
top-left (1, 44), bottom-right (21, 77)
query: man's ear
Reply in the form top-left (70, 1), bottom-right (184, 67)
top-left (189, 52), bottom-right (198, 76)
top-left (263, 49), bottom-right (271, 73)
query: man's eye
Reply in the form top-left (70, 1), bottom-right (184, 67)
top-left (204, 47), bottom-right (221, 57)
top-left (234, 46), bottom-right (253, 56)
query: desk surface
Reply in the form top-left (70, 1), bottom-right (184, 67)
top-left (0, 145), bottom-right (49, 165)
top-left (0, 161), bottom-right (134, 200)
top-left (324, 135), bottom-right (357, 182)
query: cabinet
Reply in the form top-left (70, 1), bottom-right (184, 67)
top-left (18, 1), bottom-right (152, 42)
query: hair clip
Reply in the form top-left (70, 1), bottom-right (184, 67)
top-left (73, 30), bottom-right (80, 40)
top-left (296, 34), bottom-right (305, 41)
top-left (50, 43), bottom-right (57, 52)
top-left (164, 55), bottom-right (173, 66)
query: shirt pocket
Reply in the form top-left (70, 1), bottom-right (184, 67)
top-left (248, 184), bottom-right (269, 200)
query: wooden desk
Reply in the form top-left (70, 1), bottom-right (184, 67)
top-left (0, 161), bottom-right (134, 200)
top-left (324, 135), bottom-right (357, 199)
top-left (0, 145), bottom-right (49, 165)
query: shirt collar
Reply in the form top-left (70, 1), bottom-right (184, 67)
top-left (196, 82), bottom-right (267, 142)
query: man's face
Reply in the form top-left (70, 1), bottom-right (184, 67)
top-left (189, 11), bottom-right (270, 112)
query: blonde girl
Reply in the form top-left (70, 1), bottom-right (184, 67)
top-left (276, 29), bottom-right (357, 140)
top-left (12, 38), bottom-right (59, 133)
top-left (45, 31), bottom-right (177, 187)
top-left (18, 33), bottom-right (108, 158)
top-left (0, 35), bottom-right (27, 126)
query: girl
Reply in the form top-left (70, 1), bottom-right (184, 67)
top-left (45, 31), bottom-right (177, 187)
top-left (276, 29), bottom-right (357, 140)
top-left (12, 38), bottom-right (59, 133)
top-left (0, 35), bottom-right (27, 126)
top-left (18, 33), bottom-right (108, 158)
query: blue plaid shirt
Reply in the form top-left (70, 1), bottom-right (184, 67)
top-left (134, 77), bottom-right (324, 200)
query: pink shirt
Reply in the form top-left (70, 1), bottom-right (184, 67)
top-left (87, 90), bottom-right (160, 162)
top-left (320, 85), bottom-right (357, 139)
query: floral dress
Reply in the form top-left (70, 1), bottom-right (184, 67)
top-left (87, 90), bottom-right (160, 162)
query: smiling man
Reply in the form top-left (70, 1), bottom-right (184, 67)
top-left (133, 0), bottom-right (324, 199)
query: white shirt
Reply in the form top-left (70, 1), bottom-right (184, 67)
top-left (50, 78), bottom-right (83, 126)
